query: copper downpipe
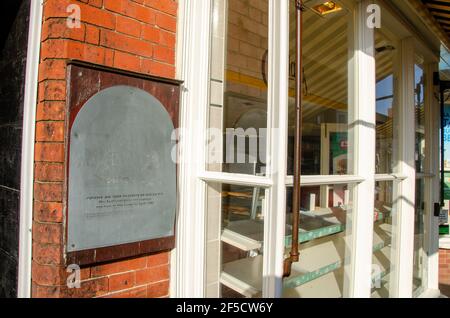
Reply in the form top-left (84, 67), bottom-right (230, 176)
top-left (284, 0), bottom-right (303, 278)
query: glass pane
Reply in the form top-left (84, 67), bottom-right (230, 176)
top-left (413, 179), bottom-right (426, 294)
top-left (415, 64), bottom-right (425, 173)
top-left (375, 30), bottom-right (397, 174)
top-left (205, 183), bottom-right (266, 298)
top-left (288, 1), bottom-right (352, 176)
top-left (207, 0), bottom-right (269, 175)
top-left (413, 63), bottom-right (426, 295)
top-left (283, 184), bottom-right (354, 298)
top-left (371, 181), bottom-right (396, 298)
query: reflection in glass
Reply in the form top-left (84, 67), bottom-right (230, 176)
top-left (415, 65), bottom-right (425, 173)
top-left (413, 64), bottom-right (426, 294)
top-left (413, 179), bottom-right (426, 294)
top-left (375, 30), bottom-right (396, 174)
top-left (283, 184), bottom-right (354, 298)
top-left (208, 0), bottom-right (268, 175)
top-left (288, 0), bottom-right (350, 177)
top-left (371, 181), bottom-right (395, 298)
top-left (206, 183), bottom-right (266, 298)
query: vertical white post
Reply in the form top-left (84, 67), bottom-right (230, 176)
top-left (347, 0), bottom-right (376, 298)
top-left (424, 62), bottom-right (440, 291)
top-left (263, 0), bottom-right (289, 298)
top-left (18, 0), bottom-right (44, 298)
top-left (391, 37), bottom-right (416, 298)
top-left (173, 0), bottom-right (211, 298)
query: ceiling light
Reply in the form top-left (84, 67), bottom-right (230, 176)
top-left (312, 1), bottom-right (342, 16)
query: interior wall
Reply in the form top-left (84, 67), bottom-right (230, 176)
top-left (0, 0), bottom-right (30, 298)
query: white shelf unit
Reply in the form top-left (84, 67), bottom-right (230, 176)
top-left (220, 208), bottom-right (392, 298)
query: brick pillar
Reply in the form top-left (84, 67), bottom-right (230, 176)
top-left (440, 248), bottom-right (450, 286)
top-left (32, 0), bottom-right (177, 298)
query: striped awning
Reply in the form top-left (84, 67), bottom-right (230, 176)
top-left (422, 0), bottom-right (450, 40)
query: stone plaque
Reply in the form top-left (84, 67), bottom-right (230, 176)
top-left (66, 62), bottom-right (180, 264)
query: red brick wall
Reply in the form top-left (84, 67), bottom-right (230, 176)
top-left (32, 0), bottom-right (177, 298)
top-left (440, 249), bottom-right (450, 286)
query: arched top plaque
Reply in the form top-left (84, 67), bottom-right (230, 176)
top-left (65, 62), bottom-right (181, 265)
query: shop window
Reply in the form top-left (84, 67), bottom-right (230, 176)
top-left (371, 181), bottom-right (396, 297)
top-left (283, 0), bottom-right (354, 298)
top-left (371, 28), bottom-right (398, 298)
top-left (413, 64), bottom-right (426, 294)
top-left (283, 184), bottom-right (354, 298)
top-left (207, 0), bottom-right (268, 176)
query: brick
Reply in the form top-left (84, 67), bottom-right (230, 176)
top-left (41, 39), bottom-right (67, 59)
top-left (36, 122), bottom-right (65, 142)
top-left (39, 60), bottom-right (67, 82)
top-left (159, 29), bottom-right (176, 48)
top-left (33, 222), bottom-right (63, 245)
top-left (42, 18), bottom-right (85, 42)
top-left (100, 29), bottom-right (153, 58)
top-left (153, 45), bottom-right (175, 64)
top-left (61, 277), bottom-right (109, 298)
top-left (34, 182), bottom-right (63, 202)
top-left (32, 282), bottom-right (61, 298)
top-left (144, 0), bottom-right (177, 16)
top-left (146, 252), bottom-right (169, 267)
top-left (147, 280), bottom-right (169, 298)
top-left (117, 15), bottom-right (141, 38)
top-left (104, 0), bottom-right (155, 24)
top-left (32, 262), bottom-right (64, 285)
top-left (35, 143), bottom-right (64, 162)
top-left (114, 51), bottom-right (140, 72)
top-left (39, 81), bottom-right (66, 102)
top-left (44, 0), bottom-right (115, 30)
top-left (109, 272), bottom-right (136, 292)
top-left (33, 242), bottom-right (62, 265)
top-left (155, 12), bottom-right (176, 32)
top-left (140, 59), bottom-right (174, 78)
top-left (104, 285), bottom-right (147, 298)
top-left (104, 49), bottom-right (114, 67)
top-left (89, 0), bottom-right (103, 8)
top-left (135, 264), bottom-right (169, 285)
top-left (37, 102), bottom-right (66, 121)
top-left (34, 201), bottom-right (63, 223)
top-left (91, 257), bottom-right (147, 277)
top-left (35, 162), bottom-right (64, 182)
top-left (66, 41), bottom-right (106, 65)
top-left (85, 24), bottom-right (100, 45)
top-left (141, 25), bottom-right (159, 43)
top-left (42, 39), bottom-right (106, 64)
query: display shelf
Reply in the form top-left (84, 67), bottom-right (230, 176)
top-left (283, 246), bottom-right (391, 298)
top-left (220, 223), bottom-right (392, 297)
top-left (221, 207), bottom-right (387, 252)
top-left (221, 220), bottom-right (263, 251)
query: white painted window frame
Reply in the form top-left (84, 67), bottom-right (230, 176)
top-left (18, 0), bottom-right (44, 298)
top-left (173, 0), bottom-right (441, 298)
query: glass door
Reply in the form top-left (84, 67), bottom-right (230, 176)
top-left (193, 0), bottom-right (435, 298)
top-left (205, 0), bottom-right (274, 297)
top-left (283, 0), bottom-right (356, 298)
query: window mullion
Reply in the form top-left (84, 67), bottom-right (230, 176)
top-left (263, 0), bottom-right (289, 298)
top-left (390, 37), bottom-right (416, 298)
top-left (347, 0), bottom-right (376, 298)
top-left (423, 62), bottom-right (440, 291)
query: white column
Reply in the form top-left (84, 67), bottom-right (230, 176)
top-left (172, 0), bottom-right (211, 298)
top-left (263, 0), bottom-right (289, 298)
top-left (391, 37), bottom-right (416, 298)
top-left (346, 0), bottom-right (376, 298)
